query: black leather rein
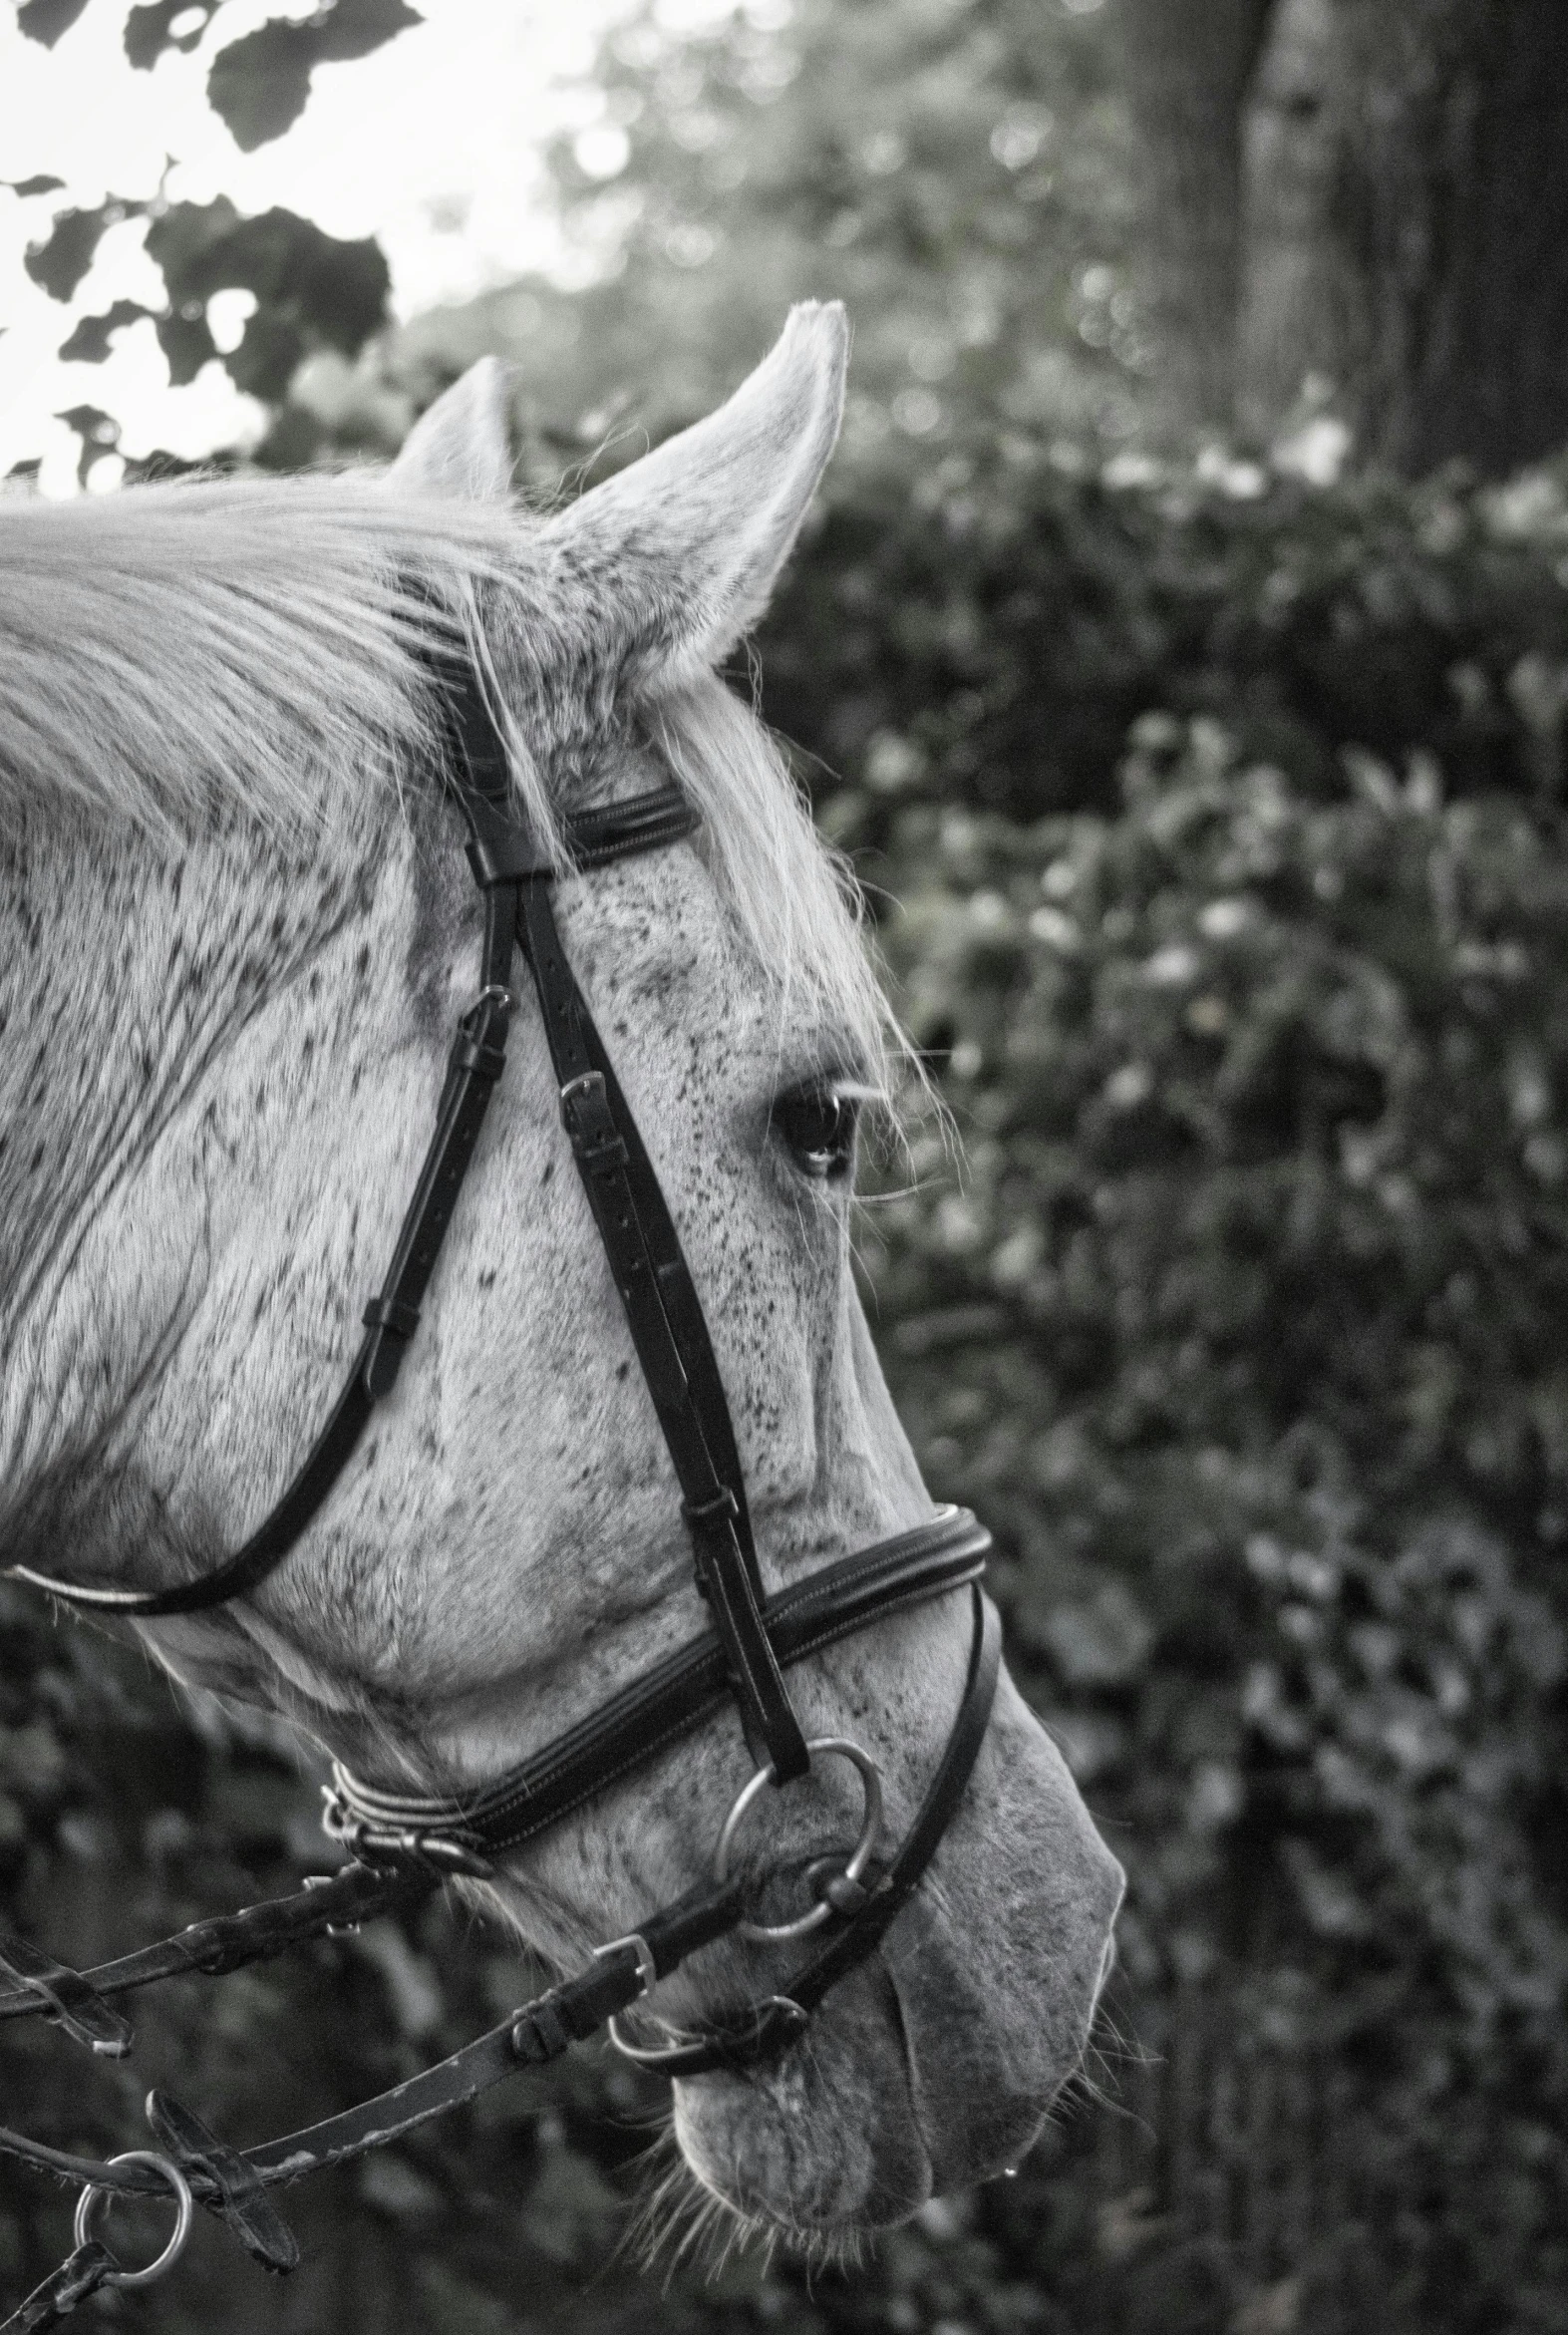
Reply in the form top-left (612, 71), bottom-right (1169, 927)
top-left (0, 643), bottom-right (1001, 2323)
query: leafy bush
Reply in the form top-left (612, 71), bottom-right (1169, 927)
top-left (764, 439), bottom-right (1568, 2333)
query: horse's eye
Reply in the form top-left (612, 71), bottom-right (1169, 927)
top-left (772, 1086), bottom-right (859, 1181)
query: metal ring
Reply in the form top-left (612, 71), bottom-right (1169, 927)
top-left (714, 1737), bottom-right (884, 1943)
top-left (605, 2011), bottom-right (704, 2067)
top-left (74, 2152), bottom-right (194, 2290)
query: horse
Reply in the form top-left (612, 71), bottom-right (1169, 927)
top-left (0, 303), bottom-right (1122, 2256)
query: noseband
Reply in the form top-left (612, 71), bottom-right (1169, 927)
top-left (0, 647), bottom-right (999, 2323)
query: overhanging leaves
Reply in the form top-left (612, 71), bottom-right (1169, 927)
top-left (58, 300), bottom-right (157, 364)
top-left (24, 198), bottom-right (146, 301)
top-left (53, 402), bottom-right (120, 486)
top-left (15, 0), bottom-right (90, 46)
top-left (205, 0), bottom-right (421, 152)
top-left (145, 199), bottom-right (391, 398)
top-left (124, 0), bottom-right (224, 70)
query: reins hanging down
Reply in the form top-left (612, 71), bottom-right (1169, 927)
top-left (0, 640), bottom-right (1001, 2329)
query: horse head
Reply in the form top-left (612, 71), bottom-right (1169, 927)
top-left (0, 306), bottom-right (1122, 2245)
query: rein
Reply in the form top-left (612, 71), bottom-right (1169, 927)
top-left (0, 644), bottom-right (1000, 2327)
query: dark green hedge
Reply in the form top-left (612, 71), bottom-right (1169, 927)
top-left (4, 442), bottom-right (1568, 2335)
top-left (763, 439), bottom-right (1568, 2334)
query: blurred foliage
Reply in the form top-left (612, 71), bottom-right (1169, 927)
top-left (16, 0), bottom-right (422, 142)
top-left (8, 0), bottom-right (418, 482)
top-left (6, 431), bottom-right (1568, 2334)
top-left (325, 0), bottom-right (1144, 475)
top-left (539, 0), bottom-right (1140, 435)
top-left (780, 431), bottom-right (1568, 2331)
top-left (8, 0), bottom-right (1146, 482)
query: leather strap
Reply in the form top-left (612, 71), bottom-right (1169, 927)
top-left (514, 864), bottom-right (808, 1782)
top-left (0, 2243), bottom-right (119, 2335)
top-left (326, 1506), bottom-right (990, 1861)
top-left (0, 1875), bottom-right (748, 2203)
top-left (424, 644), bottom-right (805, 1778)
top-left (0, 1589), bottom-right (995, 2209)
top-left (0, 1582), bottom-right (999, 2233)
top-left (0, 1933), bottom-right (134, 2059)
top-left (145, 2093), bottom-right (300, 2275)
top-left (0, 1863), bottom-right (433, 2033)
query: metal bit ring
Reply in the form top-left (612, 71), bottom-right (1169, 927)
top-left (715, 1737), bottom-right (883, 1942)
top-left (74, 2152), bottom-right (194, 2289)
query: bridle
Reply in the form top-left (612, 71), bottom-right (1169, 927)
top-left (0, 644), bottom-right (1000, 2327)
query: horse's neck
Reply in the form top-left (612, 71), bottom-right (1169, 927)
top-left (0, 808), bottom-right (390, 1551)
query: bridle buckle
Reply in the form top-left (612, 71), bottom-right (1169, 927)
top-left (559, 1070), bottom-right (629, 1168)
top-left (593, 1931), bottom-right (658, 2000)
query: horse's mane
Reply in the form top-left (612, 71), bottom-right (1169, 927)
top-left (0, 474), bottom-right (893, 1077)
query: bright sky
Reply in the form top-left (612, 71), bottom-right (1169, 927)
top-left (0, 0), bottom-right (729, 492)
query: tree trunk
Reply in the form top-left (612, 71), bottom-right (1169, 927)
top-left (1234, 0), bottom-right (1349, 437)
top-left (1115, 0), bottom-right (1277, 436)
top-left (1235, 0), bottom-right (1568, 473)
top-left (1334, 0), bottom-right (1568, 475)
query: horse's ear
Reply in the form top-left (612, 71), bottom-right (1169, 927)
top-left (388, 357), bottom-right (514, 500)
top-left (546, 301), bottom-right (847, 689)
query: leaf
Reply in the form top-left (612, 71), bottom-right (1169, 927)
top-left (124, 0), bottom-right (223, 70)
top-left (205, 23), bottom-right (318, 152)
top-left (2, 174), bottom-right (67, 197)
top-left (53, 404), bottom-right (120, 489)
top-left (145, 199), bottom-right (390, 400)
top-left (25, 198), bottom-right (145, 301)
top-left (58, 299), bottom-right (156, 364)
top-left (1039, 1581), bottom-right (1156, 1689)
top-left (309, 0), bottom-right (421, 64)
top-left (205, 0), bottom-right (421, 151)
top-left (15, 0), bottom-right (91, 46)
top-left (156, 307), bottom-right (218, 387)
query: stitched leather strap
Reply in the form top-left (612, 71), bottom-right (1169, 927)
top-left (326, 1506), bottom-right (990, 1861)
top-left (0, 1593), bottom-right (994, 2206)
top-left (514, 866), bottom-right (809, 1782)
top-left (419, 653), bottom-right (805, 1774)
top-left (0, 1876), bottom-right (748, 2204)
top-left (0, 1860), bottom-right (432, 2032)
